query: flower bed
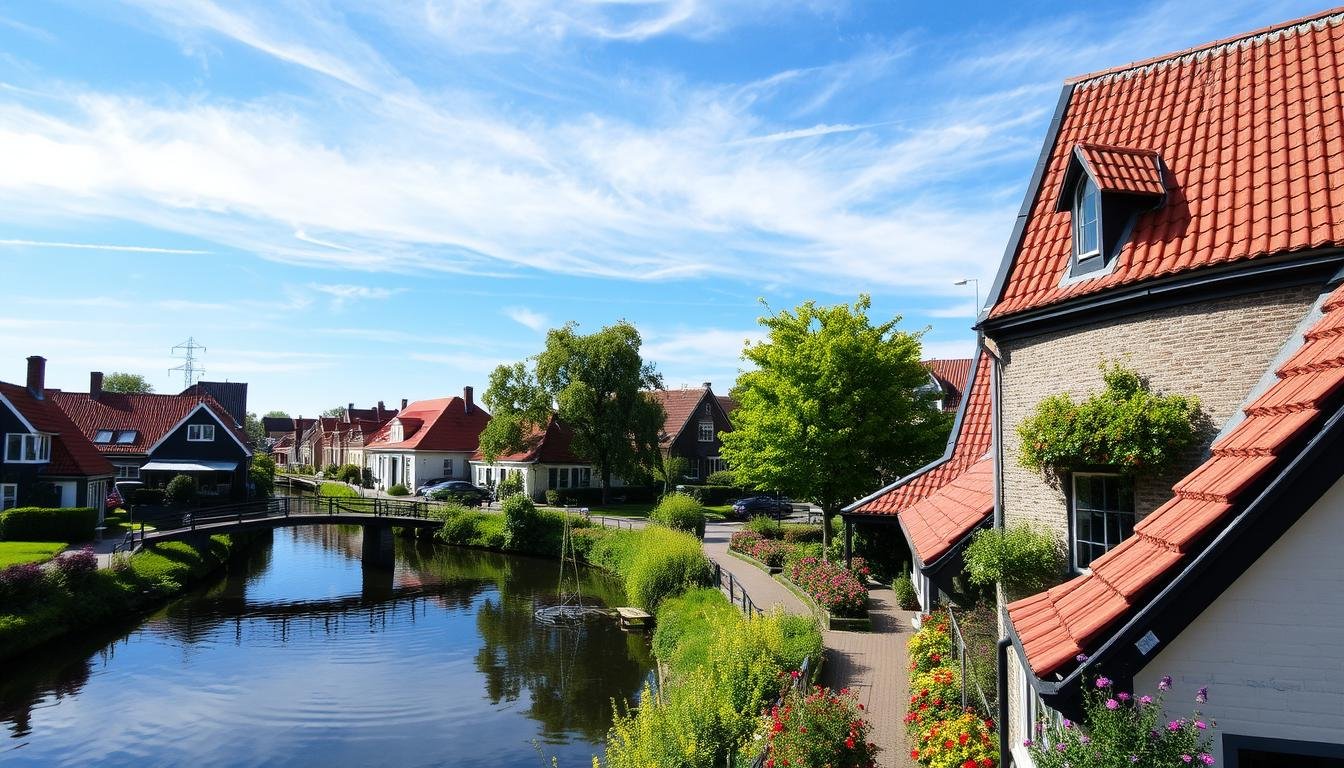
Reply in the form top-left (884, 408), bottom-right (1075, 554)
top-left (788, 557), bottom-right (867, 616)
top-left (729, 530), bottom-right (791, 572)
top-left (905, 611), bottom-right (999, 768)
top-left (747, 685), bottom-right (879, 768)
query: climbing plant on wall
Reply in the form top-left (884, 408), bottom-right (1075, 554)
top-left (1018, 362), bottom-right (1202, 476)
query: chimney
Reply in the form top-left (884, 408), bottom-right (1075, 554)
top-left (26, 356), bottom-right (46, 399)
top-left (90, 371), bottom-right (104, 401)
top-left (464, 386), bottom-right (474, 413)
top-left (400, 398), bottom-right (408, 412)
top-left (702, 381), bottom-right (712, 389)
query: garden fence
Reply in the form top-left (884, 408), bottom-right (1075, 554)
top-left (946, 605), bottom-right (994, 715)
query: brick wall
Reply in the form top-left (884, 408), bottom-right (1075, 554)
top-left (997, 285), bottom-right (1321, 542)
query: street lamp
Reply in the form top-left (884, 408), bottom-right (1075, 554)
top-left (954, 278), bottom-right (980, 316)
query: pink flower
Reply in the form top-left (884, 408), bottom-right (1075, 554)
top-left (1199, 754), bottom-right (1214, 766)
top-left (1105, 699), bottom-right (1119, 710)
top-left (1095, 676), bottom-right (1112, 688)
top-left (1117, 692), bottom-right (1131, 702)
top-left (1139, 695), bottom-right (1153, 705)
top-left (1181, 756), bottom-right (1192, 764)
top-left (1159, 675), bottom-right (1172, 691)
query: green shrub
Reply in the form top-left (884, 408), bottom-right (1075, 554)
top-left (552, 486), bottom-right (604, 506)
top-left (680, 484), bottom-right (745, 505)
top-left (496, 471), bottom-right (524, 499)
top-left (752, 685), bottom-right (879, 768)
top-left (318, 482), bottom-right (359, 498)
top-left (360, 468), bottom-right (375, 488)
top-left (744, 515), bottom-right (783, 538)
top-left (963, 522), bottom-right (1065, 595)
top-left (323, 463), bottom-right (340, 477)
top-left (335, 463), bottom-right (362, 484)
top-left (892, 573), bottom-right (921, 611)
top-left (433, 503), bottom-right (486, 545)
top-left (1018, 362), bottom-right (1202, 476)
top-left (705, 469), bottom-right (737, 486)
top-left (164, 474), bottom-right (198, 507)
top-left (387, 483), bottom-right (409, 496)
top-left (781, 523), bottom-right (824, 543)
top-left (588, 527), bottom-right (712, 611)
top-left (250, 454), bottom-right (277, 499)
top-left (130, 488), bottom-right (165, 506)
top-left (501, 494), bottom-right (544, 550)
top-left (650, 492), bottom-right (706, 538)
top-left (544, 489), bottom-right (560, 506)
top-left (0, 507), bottom-right (99, 543)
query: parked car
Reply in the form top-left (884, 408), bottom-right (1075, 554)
top-left (415, 478), bottom-right (452, 496)
top-left (731, 495), bottom-right (792, 520)
top-left (425, 481), bottom-right (492, 507)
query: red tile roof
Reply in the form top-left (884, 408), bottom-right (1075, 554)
top-left (49, 390), bottom-right (247, 456)
top-left (364, 397), bottom-right (490, 452)
top-left (990, 10), bottom-right (1344, 320)
top-left (1008, 282), bottom-right (1344, 677)
top-left (473, 415), bottom-right (584, 464)
top-left (924, 358), bottom-right (973, 411)
top-left (900, 456), bottom-right (995, 566)
top-left (0, 382), bottom-right (114, 477)
top-left (1069, 144), bottom-right (1165, 199)
top-left (852, 351), bottom-right (993, 517)
top-left (717, 395), bottom-right (738, 417)
top-left (649, 387), bottom-right (718, 446)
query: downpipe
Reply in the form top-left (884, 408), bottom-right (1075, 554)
top-left (998, 638), bottom-right (1012, 767)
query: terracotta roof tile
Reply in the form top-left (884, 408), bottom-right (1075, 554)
top-left (0, 382), bottom-right (115, 477)
top-left (364, 397), bottom-right (490, 453)
top-left (1008, 282), bottom-right (1344, 677)
top-left (472, 415), bottom-right (584, 464)
top-left (900, 457), bottom-right (994, 565)
top-left (648, 387), bottom-right (718, 446)
top-left (50, 390), bottom-right (247, 456)
top-left (854, 352), bottom-right (993, 516)
top-left (924, 358), bottom-right (972, 411)
top-left (990, 11), bottom-right (1344, 320)
top-left (1076, 144), bottom-right (1166, 197)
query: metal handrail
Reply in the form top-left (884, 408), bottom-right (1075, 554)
top-left (713, 561), bottom-right (764, 616)
top-left (946, 605), bottom-right (993, 715)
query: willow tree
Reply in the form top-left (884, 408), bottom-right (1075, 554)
top-left (719, 296), bottom-right (951, 549)
top-left (479, 321), bottom-right (665, 504)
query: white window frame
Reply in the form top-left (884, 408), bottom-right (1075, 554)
top-left (94, 429), bottom-right (114, 443)
top-left (4, 433), bottom-right (51, 463)
top-left (698, 420), bottom-right (715, 442)
top-left (707, 457), bottom-right (727, 475)
top-left (685, 461), bottom-right (699, 480)
top-left (115, 463), bottom-right (140, 480)
top-left (443, 458), bottom-right (453, 476)
top-left (187, 424), bottom-right (216, 442)
top-left (1073, 175), bottom-right (1101, 263)
top-left (0, 483), bottom-right (16, 510)
top-left (1071, 472), bottom-right (1135, 572)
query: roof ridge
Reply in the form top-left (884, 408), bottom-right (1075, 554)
top-left (1067, 8), bottom-right (1344, 86)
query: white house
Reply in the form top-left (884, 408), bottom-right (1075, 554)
top-left (363, 388), bottom-right (489, 491)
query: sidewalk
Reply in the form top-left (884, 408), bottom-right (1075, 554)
top-left (701, 520), bottom-right (914, 767)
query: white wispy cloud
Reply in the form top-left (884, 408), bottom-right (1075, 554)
top-left (307, 283), bottom-right (401, 303)
top-left (503, 306), bottom-right (549, 333)
top-left (0, 238), bottom-right (208, 254)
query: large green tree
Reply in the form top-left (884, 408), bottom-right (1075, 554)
top-left (479, 322), bottom-right (665, 503)
top-left (103, 372), bottom-right (154, 394)
top-left (719, 296), bottom-right (951, 549)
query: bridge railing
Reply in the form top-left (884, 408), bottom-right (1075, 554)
top-left (143, 495), bottom-right (442, 536)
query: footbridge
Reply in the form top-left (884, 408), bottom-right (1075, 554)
top-left (122, 496), bottom-right (445, 567)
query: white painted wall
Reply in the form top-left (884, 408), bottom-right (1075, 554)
top-left (365, 450), bottom-right (473, 490)
top-left (1135, 473), bottom-right (1344, 764)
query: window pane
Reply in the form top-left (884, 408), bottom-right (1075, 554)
top-left (24, 436), bottom-right (37, 461)
top-left (548, 468), bottom-right (557, 488)
top-left (1074, 475), bottom-right (1094, 510)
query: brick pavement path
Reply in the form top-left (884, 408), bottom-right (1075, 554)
top-left (699, 521), bottom-right (916, 768)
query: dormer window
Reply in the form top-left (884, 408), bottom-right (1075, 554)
top-left (5, 433), bottom-right (51, 463)
top-left (1056, 143), bottom-right (1166, 280)
top-left (1073, 176), bottom-right (1100, 263)
top-left (390, 420), bottom-right (403, 442)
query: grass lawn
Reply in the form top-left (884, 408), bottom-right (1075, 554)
top-left (0, 541), bottom-right (67, 567)
top-left (102, 508), bottom-right (157, 536)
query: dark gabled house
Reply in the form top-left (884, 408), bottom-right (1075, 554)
top-left (976, 10), bottom-right (1344, 764)
top-left (180, 381), bottom-right (248, 430)
top-left (649, 383), bottom-right (735, 482)
top-left (261, 415), bottom-right (294, 439)
top-left (53, 370), bottom-right (253, 501)
top-left (0, 357), bottom-right (115, 515)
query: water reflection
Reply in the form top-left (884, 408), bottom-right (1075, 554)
top-left (0, 526), bottom-right (653, 767)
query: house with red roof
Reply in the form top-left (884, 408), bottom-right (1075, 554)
top-left (842, 350), bottom-right (991, 614)
top-left (363, 389), bottom-right (489, 491)
top-left (977, 10), bottom-right (1344, 764)
top-left (922, 358), bottom-right (972, 413)
top-left (0, 357), bottom-right (116, 515)
top-left (469, 413), bottom-right (614, 501)
top-left (51, 368), bottom-right (252, 502)
top-left (648, 382), bottom-right (736, 482)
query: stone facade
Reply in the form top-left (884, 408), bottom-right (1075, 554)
top-left (993, 283), bottom-right (1323, 752)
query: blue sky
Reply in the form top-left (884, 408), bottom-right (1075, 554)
top-left (0, 0), bottom-right (1324, 416)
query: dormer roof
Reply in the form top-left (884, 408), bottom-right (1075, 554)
top-left (1054, 144), bottom-right (1165, 211)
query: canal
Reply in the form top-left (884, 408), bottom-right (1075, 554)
top-left (0, 526), bottom-right (655, 767)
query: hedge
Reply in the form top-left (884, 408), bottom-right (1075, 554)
top-left (0, 507), bottom-right (99, 543)
top-left (679, 484), bottom-right (746, 506)
top-left (131, 488), bottom-right (166, 506)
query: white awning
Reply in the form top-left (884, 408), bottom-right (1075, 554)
top-left (140, 460), bottom-right (239, 472)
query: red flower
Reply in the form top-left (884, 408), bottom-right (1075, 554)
top-left (846, 737), bottom-right (856, 749)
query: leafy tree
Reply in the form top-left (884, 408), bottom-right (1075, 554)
top-left (262, 410), bottom-right (290, 419)
top-left (250, 454), bottom-right (277, 499)
top-left (103, 372), bottom-right (154, 394)
top-left (719, 296), bottom-right (951, 550)
top-left (319, 406), bottom-right (345, 418)
top-left (243, 412), bottom-right (266, 446)
top-left (653, 456), bottom-right (690, 495)
top-left (480, 322), bottom-right (665, 504)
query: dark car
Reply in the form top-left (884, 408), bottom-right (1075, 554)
top-left (415, 478), bottom-right (452, 496)
top-left (425, 481), bottom-right (492, 507)
top-left (731, 495), bottom-right (792, 520)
